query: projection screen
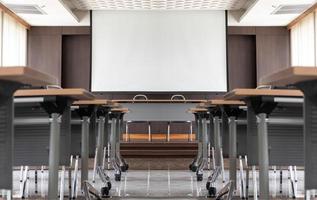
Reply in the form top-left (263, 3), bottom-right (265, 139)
top-left (91, 11), bottom-right (227, 92)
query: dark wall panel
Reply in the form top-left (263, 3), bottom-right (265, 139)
top-left (228, 35), bottom-right (256, 90)
top-left (62, 35), bottom-right (91, 90)
top-left (256, 27), bottom-right (290, 83)
top-left (28, 27), bottom-right (62, 84)
top-left (27, 26), bottom-right (91, 86)
top-left (228, 26), bottom-right (290, 87)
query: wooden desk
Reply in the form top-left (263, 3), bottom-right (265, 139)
top-left (224, 88), bottom-right (303, 100)
top-left (15, 88), bottom-right (95, 100)
top-left (73, 99), bottom-right (123, 180)
top-left (224, 88), bottom-right (303, 199)
top-left (260, 67), bottom-right (317, 192)
top-left (0, 67), bottom-right (56, 193)
top-left (74, 99), bottom-right (110, 105)
top-left (188, 108), bottom-right (208, 113)
top-left (0, 66), bottom-right (57, 86)
top-left (112, 99), bottom-right (207, 103)
top-left (200, 99), bottom-right (246, 187)
top-left (14, 88), bottom-right (94, 199)
top-left (111, 108), bottom-right (129, 113)
top-left (72, 99), bottom-right (121, 186)
top-left (207, 99), bottom-right (245, 106)
top-left (187, 106), bottom-right (210, 180)
top-left (259, 66), bottom-right (317, 86)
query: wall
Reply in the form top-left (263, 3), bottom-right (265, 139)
top-left (27, 26), bottom-right (91, 87)
top-left (227, 34), bottom-right (256, 90)
top-left (228, 26), bottom-right (290, 86)
top-left (28, 26), bottom-right (290, 94)
top-left (62, 35), bottom-right (91, 89)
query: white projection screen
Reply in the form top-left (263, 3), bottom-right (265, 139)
top-left (91, 11), bottom-right (227, 92)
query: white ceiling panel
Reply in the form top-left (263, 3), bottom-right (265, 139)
top-left (228, 0), bottom-right (317, 26)
top-left (0, 0), bottom-right (90, 26)
top-left (67, 0), bottom-right (248, 10)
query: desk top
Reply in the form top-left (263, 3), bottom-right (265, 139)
top-left (14, 88), bottom-right (95, 100)
top-left (112, 99), bottom-right (207, 103)
top-left (206, 99), bottom-right (245, 106)
top-left (188, 108), bottom-right (208, 113)
top-left (224, 88), bottom-right (303, 100)
top-left (0, 67), bottom-right (57, 86)
top-left (111, 108), bottom-right (129, 113)
top-left (73, 99), bottom-right (120, 107)
top-left (260, 67), bottom-right (317, 86)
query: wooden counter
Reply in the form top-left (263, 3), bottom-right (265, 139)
top-left (0, 66), bottom-right (57, 86)
top-left (260, 67), bottom-right (317, 86)
top-left (224, 88), bottom-right (303, 100)
top-left (14, 88), bottom-right (95, 100)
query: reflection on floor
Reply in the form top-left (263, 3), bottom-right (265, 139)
top-left (12, 168), bottom-right (305, 199)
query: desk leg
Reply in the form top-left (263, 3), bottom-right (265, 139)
top-left (60, 105), bottom-right (71, 165)
top-left (197, 117), bottom-right (203, 167)
top-left (97, 116), bottom-right (105, 166)
top-left (104, 114), bottom-right (109, 152)
top-left (116, 115), bottom-right (124, 168)
top-left (48, 113), bottom-right (61, 200)
top-left (302, 95), bottom-right (317, 190)
top-left (81, 116), bottom-right (90, 186)
top-left (257, 113), bottom-right (269, 200)
top-left (0, 96), bottom-right (14, 190)
top-left (229, 116), bottom-right (237, 189)
top-left (202, 118), bottom-right (208, 165)
top-left (0, 81), bottom-right (22, 191)
top-left (213, 116), bottom-right (221, 167)
top-left (209, 114), bottom-right (214, 148)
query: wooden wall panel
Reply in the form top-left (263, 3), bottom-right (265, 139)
top-left (28, 31), bottom-right (62, 84)
top-left (256, 27), bottom-right (290, 83)
top-left (228, 26), bottom-right (290, 87)
top-left (27, 26), bottom-right (91, 85)
top-left (227, 35), bottom-right (256, 90)
top-left (227, 26), bottom-right (256, 35)
top-left (62, 35), bottom-right (91, 90)
top-left (28, 26), bottom-right (290, 93)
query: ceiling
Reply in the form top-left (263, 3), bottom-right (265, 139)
top-left (0, 0), bottom-right (90, 26)
top-left (1, 0), bottom-right (316, 26)
top-left (66, 0), bottom-right (249, 10)
top-left (228, 0), bottom-right (317, 26)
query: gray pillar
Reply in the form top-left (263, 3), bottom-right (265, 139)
top-left (0, 81), bottom-right (21, 191)
top-left (209, 114), bottom-right (214, 147)
top-left (110, 118), bottom-right (117, 161)
top-left (197, 117), bottom-right (203, 163)
top-left (257, 113), bottom-right (269, 200)
top-left (213, 116), bottom-right (221, 167)
top-left (228, 116), bottom-right (237, 189)
top-left (60, 105), bottom-right (71, 165)
top-left (81, 117), bottom-right (90, 185)
top-left (115, 116), bottom-right (122, 165)
top-left (0, 96), bottom-right (14, 190)
top-left (48, 113), bottom-right (61, 200)
top-left (202, 118), bottom-right (208, 160)
top-left (96, 116), bottom-right (105, 166)
top-left (104, 114), bottom-right (109, 149)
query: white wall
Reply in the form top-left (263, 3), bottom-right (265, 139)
top-left (92, 10), bottom-right (227, 92)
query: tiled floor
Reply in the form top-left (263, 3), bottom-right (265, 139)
top-left (11, 168), bottom-right (307, 199)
